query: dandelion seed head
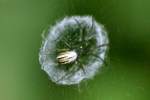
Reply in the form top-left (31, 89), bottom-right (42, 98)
top-left (39, 16), bottom-right (109, 85)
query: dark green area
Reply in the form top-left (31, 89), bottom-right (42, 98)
top-left (0, 0), bottom-right (150, 100)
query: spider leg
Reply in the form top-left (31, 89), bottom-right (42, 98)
top-left (78, 60), bottom-right (86, 75)
top-left (83, 43), bottom-right (109, 53)
top-left (74, 18), bottom-right (85, 41)
top-left (65, 24), bottom-right (77, 49)
top-left (56, 66), bottom-right (74, 83)
top-left (86, 17), bottom-right (95, 39)
top-left (81, 64), bottom-right (86, 74)
top-left (56, 48), bottom-right (70, 52)
top-left (74, 18), bottom-right (82, 28)
top-left (76, 59), bottom-right (86, 73)
top-left (82, 24), bottom-right (87, 42)
top-left (56, 62), bottom-right (80, 83)
top-left (91, 53), bottom-right (107, 66)
top-left (89, 17), bottom-right (94, 33)
top-left (63, 40), bottom-right (71, 49)
top-left (97, 43), bottom-right (109, 48)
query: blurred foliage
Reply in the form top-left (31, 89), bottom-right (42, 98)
top-left (0, 0), bottom-right (150, 100)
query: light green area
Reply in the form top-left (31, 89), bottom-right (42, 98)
top-left (0, 0), bottom-right (150, 100)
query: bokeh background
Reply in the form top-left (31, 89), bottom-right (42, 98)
top-left (0, 0), bottom-right (150, 100)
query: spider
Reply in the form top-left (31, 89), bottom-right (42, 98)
top-left (53, 17), bottom-right (108, 82)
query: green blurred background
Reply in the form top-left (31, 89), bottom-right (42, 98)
top-left (0, 0), bottom-right (150, 100)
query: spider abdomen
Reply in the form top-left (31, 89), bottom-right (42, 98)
top-left (57, 51), bottom-right (77, 64)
